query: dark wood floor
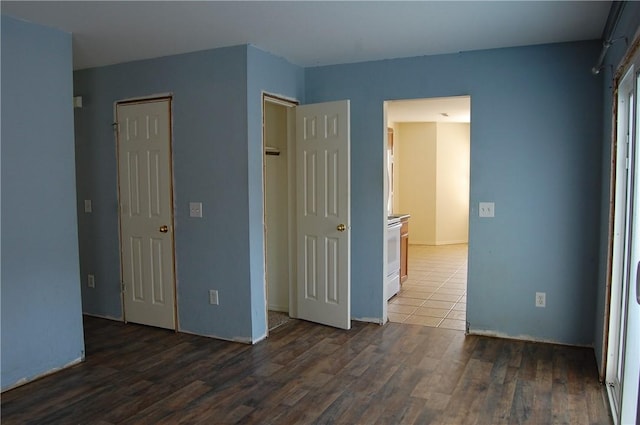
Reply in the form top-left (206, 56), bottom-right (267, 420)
top-left (1, 316), bottom-right (612, 424)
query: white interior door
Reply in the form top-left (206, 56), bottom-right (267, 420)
top-left (117, 99), bottom-right (176, 330)
top-left (296, 100), bottom-right (351, 329)
top-left (619, 70), bottom-right (640, 425)
top-left (608, 60), bottom-right (640, 425)
top-left (608, 66), bottom-right (634, 417)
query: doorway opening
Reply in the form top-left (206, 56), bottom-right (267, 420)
top-left (262, 95), bottom-right (353, 332)
top-left (262, 94), bottom-right (297, 332)
top-left (384, 96), bottom-right (471, 330)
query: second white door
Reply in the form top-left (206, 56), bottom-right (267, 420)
top-left (117, 98), bottom-right (176, 330)
top-left (296, 100), bottom-right (351, 329)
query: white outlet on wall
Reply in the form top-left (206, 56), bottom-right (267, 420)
top-left (88, 274), bottom-right (95, 288)
top-left (536, 292), bottom-right (546, 308)
top-left (190, 202), bottom-right (203, 218)
top-left (209, 289), bottom-right (219, 305)
top-left (479, 202), bottom-right (495, 218)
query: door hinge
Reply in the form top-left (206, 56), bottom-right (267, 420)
top-left (112, 122), bottom-right (120, 132)
top-left (121, 282), bottom-right (126, 292)
top-left (625, 140), bottom-right (630, 169)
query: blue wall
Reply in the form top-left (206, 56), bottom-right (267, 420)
top-left (74, 45), bottom-right (303, 342)
top-left (246, 45), bottom-right (305, 339)
top-left (594, 2), bottom-right (640, 373)
top-left (306, 41), bottom-right (603, 345)
top-left (1, 15), bottom-right (85, 390)
top-left (73, 31), bottom-right (605, 346)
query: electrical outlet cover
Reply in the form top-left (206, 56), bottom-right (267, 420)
top-left (479, 202), bottom-right (495, 218)
top-left (189, 202), bottom-right (203, 218)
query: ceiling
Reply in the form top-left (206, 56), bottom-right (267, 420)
top-left (2, 1), bottom-right (610, 124)
top-left (387, 96), bottom-right (470, 124)
top-left (2, 1), bottom-right (611, 71)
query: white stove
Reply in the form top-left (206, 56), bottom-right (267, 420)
top-left (386, 217), bottom-right (402, 300)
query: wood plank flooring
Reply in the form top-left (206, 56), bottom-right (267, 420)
top-left (1, 316), bottom-right (612, 424)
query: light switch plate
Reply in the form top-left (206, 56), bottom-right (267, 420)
top-left (209, 289), bottom-right (219, 305)
top-left (84, 199), bottom-right (92, 213)
top-left (189, 202), bottom-right (203, 218)
top-left (479, 202), bottom-right (495, 218)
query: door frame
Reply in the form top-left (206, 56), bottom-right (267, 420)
top-left (602, 36), bottom-right (640, 379)
top-left (382, 97), bottom-right (472, 324)
top-left (602, 34), bottom-right (640, 425)
top-left (261, 93), bottom-right (299, 332)
top-left (606, 63), bottom-right (635, 421)
top-left (113, 94), bottom-right (179, 329)
top-left (382, 102), bottom-right (390, 323)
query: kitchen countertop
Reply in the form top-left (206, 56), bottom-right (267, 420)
top-left (387, 213), bottom-right (410, 225)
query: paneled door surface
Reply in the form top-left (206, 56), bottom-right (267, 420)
top-left (116, 99), bottom-right (176, 330)
top-left (296, 100), bottom-right (351, 329)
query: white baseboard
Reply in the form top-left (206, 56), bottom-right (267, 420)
top-left (1, 356), bottom-right (84, 393)
top-left (352, 316), bottom-right (385, 325)
top-left (435, 239), bottom-right (468, 245)
top-left (268, 304), bottom-right (288, 312)
top-left (468, 328), bottom-right (592, 348)
top-left (82, 312), bottom-right (123, 321)
top-left (409, 240), bottom-right (468, 246)
top-left (178, 328), bottom-right (253, 345)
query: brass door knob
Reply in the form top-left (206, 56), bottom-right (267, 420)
top-left (159, 225), bottom-right (169, 233)
top-left (337, 224), bottom-right (346, 232)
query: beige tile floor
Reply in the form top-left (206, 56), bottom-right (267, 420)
top-left (388, 243), bottom-right (467, 330)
